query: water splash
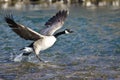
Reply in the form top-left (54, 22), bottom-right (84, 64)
top-left (14, 52), bottom-right (23, 62)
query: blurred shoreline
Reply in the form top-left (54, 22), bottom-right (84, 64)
top-left (0, 0), bottom-right (120, 10)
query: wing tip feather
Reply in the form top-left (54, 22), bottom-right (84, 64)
top-left (4, 14), bottom-right (17, 26)
top-left (45, 10), bottom-right (69, 26)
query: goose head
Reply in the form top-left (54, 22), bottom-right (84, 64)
top-left (54, 29), bottom-right (73, 38)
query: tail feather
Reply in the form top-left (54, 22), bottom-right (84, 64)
top-left (21, 47), bottom-right (33, 53)
top-left (23, 52), bottom-right (31, 56)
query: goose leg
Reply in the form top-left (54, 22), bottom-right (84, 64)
top-left (34, 47), bottom-right (44, 62)
top-left (35, 54), bottom-right (44, 62)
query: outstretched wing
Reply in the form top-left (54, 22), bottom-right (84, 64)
top-left (41, 10), bottom-right (69, 36)
top-left (5, 14), bottom-right (43, 41)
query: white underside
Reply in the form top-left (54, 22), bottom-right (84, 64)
top-left (40, 36), bottom-right (56, 51)
top-left (33, 36), bottom-right (56, 55)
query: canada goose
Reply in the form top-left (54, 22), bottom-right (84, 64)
top-left (4, 10), bottom-right (73, 62)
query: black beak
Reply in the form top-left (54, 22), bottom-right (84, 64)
top-left (70, 30), bottom-right (74, 33)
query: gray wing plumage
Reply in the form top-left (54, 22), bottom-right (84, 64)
top-left (41, 10), bottom-right (69, 36)
top-left (5, 15), bottom-right (43, 41)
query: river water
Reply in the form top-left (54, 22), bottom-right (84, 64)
top-left (0, 4), bottom-right (120, 80)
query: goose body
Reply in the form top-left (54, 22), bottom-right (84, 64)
top-left (33, 36), bottom-right (56, 55)
top-left (22, 36), bottom-right (56, 54)
top-left (4, 10), bottom-right (73, 62)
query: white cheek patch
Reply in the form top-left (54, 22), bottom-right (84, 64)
top-left (65, 30), bottom-right (69, 34)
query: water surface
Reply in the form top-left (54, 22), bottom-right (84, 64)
top-left (0, 5), bottom-right (120, 80)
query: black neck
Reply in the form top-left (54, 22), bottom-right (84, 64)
top-left (54, 31), bottom-right (65, 38)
